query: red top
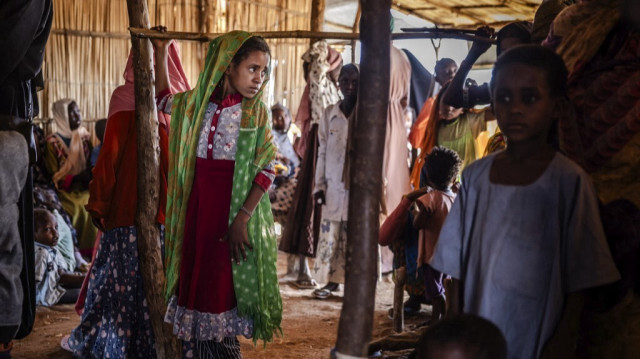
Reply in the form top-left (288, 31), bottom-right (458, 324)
top-left (86, 110), bottom-right (169, 230)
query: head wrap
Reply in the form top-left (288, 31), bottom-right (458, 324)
top-left (270, 102), bottom-right (292, 132)
top-left (51, 99), bottom-right (89, 187)
top-left (164, 31), bottom-right (280, 344)
top-left (108, 41), bottom-right (190, 127)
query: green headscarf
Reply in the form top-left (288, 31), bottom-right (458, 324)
top-left (164, 31), bottom-right (282, 343)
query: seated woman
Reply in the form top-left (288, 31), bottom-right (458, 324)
top-left (44, 99), bottom-right (97, 253)
top-left (270, 103), bottom-right (300, 222)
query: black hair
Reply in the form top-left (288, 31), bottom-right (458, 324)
top-left (415, 314), bottom-right (507, 359)
top-left (422, 146), bottom-right (462, 191)
top-left (34, 208), bottom-right (54, 231)
top-left (434, 58), bottom-right (457, 75)
top-left (491, 45), bottom-right (568, 99)
top-left (339, 63), bottom-right (359, 78)
top-left (95, 118), bottom-right (107, 143)
top-left (496, 21), bottom-right (532, 56)
top-left (231, 36), bottom-right (271, 66)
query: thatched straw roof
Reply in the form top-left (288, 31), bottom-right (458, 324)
top-left (392, 0), bottom-right (541, 29)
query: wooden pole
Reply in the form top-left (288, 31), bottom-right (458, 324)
top-left (125, 0), bottom-right (181, 357)
top-left (334, 0), bottom-right (390, 356)
top-left (351, 3), bottom-right (361, 64)
top-left (310, 0), bottom-right (325, 46)
top-left (129, 27), bottom-right (497, 43)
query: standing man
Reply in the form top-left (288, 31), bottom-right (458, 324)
top-left (0, 0), bottom-right (53, 356)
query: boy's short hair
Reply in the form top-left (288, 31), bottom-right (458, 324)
top-left (34, 208), bottom-right (54, 230)
top-left (434, 58), bottom-right (456, 75)
top-left (423, 146), bottom-right (462, 190)
top-left (415, 314), bottom-right (507, 359)
top-left (491, 45), bottom-right (568, 99)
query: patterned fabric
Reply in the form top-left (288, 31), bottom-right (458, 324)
top-left (164, 31), bottom-right (281, 344)
top-left (157, 91), bottom-right (275, 190)
top-left (295, 41), bottom-right (342, 157)
top-left (68, 226), bottom-right (156, 358)
top-left (182, 337), bottom-right (242, 359)
top-left (166, 297), bottom-right (252, 341)
top-left (34, 243), bottom-right (66, 306)
top-left (313, 220), bottom-right (347, 284)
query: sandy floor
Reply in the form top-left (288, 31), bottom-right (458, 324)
top-left (11, 252), bottom-right (432, 359)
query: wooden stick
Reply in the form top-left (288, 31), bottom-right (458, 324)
top-left (125, 0), bottom-right (181, 358)
top-left (393, 266), bottom-right (407, 333)
top-left (334, 0), bottom-right (390, 356)
top-left (129, 27), bottom-right (497, 43)
top-left (50, 28), bottom-right (130, 39)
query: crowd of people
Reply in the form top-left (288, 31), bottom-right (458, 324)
top-left (1, 0), bottom-right (639, 358)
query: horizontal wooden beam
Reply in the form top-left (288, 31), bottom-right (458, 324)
top-left (129, 27), bottom-right (497, 43)
top-left (51, 28), bottom-right (130, 39)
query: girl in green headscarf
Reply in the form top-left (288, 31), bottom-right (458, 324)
top-left (153, 29), bottom-right (281, 357)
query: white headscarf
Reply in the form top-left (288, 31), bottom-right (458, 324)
top-left (51, 99), bottom-right (89, 188)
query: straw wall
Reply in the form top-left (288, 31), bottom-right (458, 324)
top-left (39, 0), bottom-right (312, 125)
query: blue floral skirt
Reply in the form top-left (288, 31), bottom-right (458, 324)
top-left (68, 226), bottom-right (159, 358)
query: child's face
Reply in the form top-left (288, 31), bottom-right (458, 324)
top-left (338, 66), bottom-right (359, 102)
top-left (35, 213), bottom-right (59, 247)
top-left (492, 63), bottom-right (555, 144)
top-left (439, 96), bottom-right (463, 121)
top-left (435, 63), bottom-right (458, 86)
top-left (272, 108), bottom-right (287, 132)
top-left (226, 50), bottom-right (269, 99)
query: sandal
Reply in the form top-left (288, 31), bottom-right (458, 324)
top-left (60, 334), bottom-right (72, 352)
top-left (312, 288), bottom-right (332, 299)
top-left (291, 278), bottom-right (318, 289)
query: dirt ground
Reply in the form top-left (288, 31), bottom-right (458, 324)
top-left (12, 252), bottom-right (432, 359)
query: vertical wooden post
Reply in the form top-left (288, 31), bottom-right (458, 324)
top-left (309, 0), bottom-right (325, 45)
top-left (125, 0), bottom-right (181, 358)
top-left (335, 0), bottom-right (390, 356)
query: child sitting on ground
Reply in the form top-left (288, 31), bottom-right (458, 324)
top-left (34, 208), bottom-right (85, 306)
top-left (411, 146), bottom-right (462, 323)
top-left (430, 45), bottom-right (620, 359)
top-left (413, 314), bottom-right (507, 359)
top-left (33, 187), bottom-right (90, 273)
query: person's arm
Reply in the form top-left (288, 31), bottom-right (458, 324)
top-left (150, 25), bottom-right (171, 96)
top-left (412, 200), bottom-right (432, 229)
top-left (540, 292), bottom-right (585, 359)
top-left (442, 27), bottom-right (494, 109)
top-left (58, 270), bottom-right (85, 288)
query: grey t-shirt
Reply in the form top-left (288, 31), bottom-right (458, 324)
top-left (430, 152), bottom-right (620, 359)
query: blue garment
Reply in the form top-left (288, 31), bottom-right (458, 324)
top-left (68, 226), bottom-right (159, 358)
top-left (90, 144), bottom-right (101, 167)
top-left (402, 49), bottom-right (434, 116)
